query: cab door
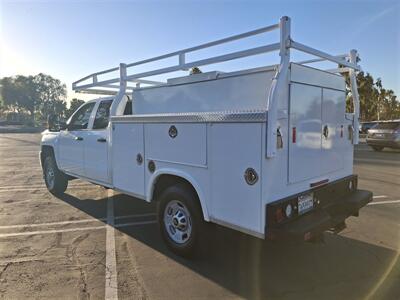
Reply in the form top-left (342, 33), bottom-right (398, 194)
top-left (58, 102), bottom-right (96, 176)
top-left (84, 99), bottom-right (112, 183)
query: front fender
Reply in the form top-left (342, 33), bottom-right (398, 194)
top-left (40, 130), bottom-right (60, 163)
top-left (147, 168), bottom-right (210, 221)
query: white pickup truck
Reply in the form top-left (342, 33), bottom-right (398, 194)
top-left (40, 16), bottom-right (372, 256)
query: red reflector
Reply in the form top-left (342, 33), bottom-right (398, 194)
top-left (292, 127), bottom-right (296, 143)
top-left (275, 207), bottom-right (285, 223)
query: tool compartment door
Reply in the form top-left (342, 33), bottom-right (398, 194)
top-left (210, 123), bottom-right (262, 234)
top-left (112, 123), bottom-right (145, 196)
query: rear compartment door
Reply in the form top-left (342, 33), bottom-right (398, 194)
top-left (321, 88), bottom-right (346, 174)
top-left (288, 83), bottom-right (323, 183)
top-left (288, 83), bottom-right (346, 184)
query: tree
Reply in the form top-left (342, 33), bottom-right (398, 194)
top-left (345, 71), bottom-right (399, 121)
top-left (0, 75), bottom-right (38, 119)
top-left (381, 89), bottom-right (400, 120)
top-left (66, 98), bottom-right (85, 118)
top-left (34, 73), bottom-right (67, 120)
top-left (0, 74), bottom-right (68, 123)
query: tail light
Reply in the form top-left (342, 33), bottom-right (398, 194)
top-left (269, 199), bottom-right (298, 225)
top-left (275, 207), bottom-right (285, 223)
top-left (292, 127), bottom-right (297, 143)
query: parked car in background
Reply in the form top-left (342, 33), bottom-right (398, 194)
top-left (366, 120), bottom-right (400, 151)
top-left (359, 121), bottom-right (378, 134)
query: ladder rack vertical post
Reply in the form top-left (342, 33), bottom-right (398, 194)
top-left (266, 16), bottom-right (291, 158)
top-left (179, 53), bottom-right (186, 70)
top-left (349, 49), bottom-right (360, 144)
top-left (110, 63), bottom-right (127, 116)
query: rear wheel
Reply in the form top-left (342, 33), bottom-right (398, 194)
top-left (371, 146), bottom-right (384, 152)
top-left (43, 155), bottom-right (68, 195)
top-left (157, 184), bottom-right (205, 257)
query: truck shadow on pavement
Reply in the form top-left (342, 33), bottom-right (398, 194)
top-left (58, 192), bottom-right (399, 300)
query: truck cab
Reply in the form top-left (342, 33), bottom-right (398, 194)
top-left (41, 97), bottom-right (131, 187)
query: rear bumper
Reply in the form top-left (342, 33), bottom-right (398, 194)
top-left (266, 177), bottom-right (372, 241)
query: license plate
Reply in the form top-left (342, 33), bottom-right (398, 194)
top-left (375, 133), bottom-right (384, 138)
top-left (298, 193), bottom-right (314, 215)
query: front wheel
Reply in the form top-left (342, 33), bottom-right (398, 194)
top-left (157, 184), bottom-right (205, 257)
top-left (43, 155), bottom-right (68, 195)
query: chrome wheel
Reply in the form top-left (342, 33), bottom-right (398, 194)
top-left (163, 200), bottom-right (192, 244)
top-left (45, 161), bottom-right (55, 190)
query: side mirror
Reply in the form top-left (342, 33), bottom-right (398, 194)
top-left (59, 121), bottom-right (67, 130)
top-left (47, 114), bottom-right (66, 132)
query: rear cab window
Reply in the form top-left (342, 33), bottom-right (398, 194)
top-left (92, 99), bottom-right (132, 130)
top-left (124, 100), bottom-right (132, 115)
top-left (93, 100), bottom-right (113, 129)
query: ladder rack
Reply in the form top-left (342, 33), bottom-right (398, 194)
top-left (72, 16), bottom-right (361, 156)
top-left (72, 17), bottom-right (359, 95)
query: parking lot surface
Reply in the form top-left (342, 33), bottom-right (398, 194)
top-left (0, 133), bottom-right (399, 300)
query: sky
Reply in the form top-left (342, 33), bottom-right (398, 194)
top-left (1, 0), bottom-right (399, 105)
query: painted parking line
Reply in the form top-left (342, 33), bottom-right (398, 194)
top-left (0, 213), bottom-right (156, 230)
top-left (0, 225), bottom-right (105, 238)
top-left (0, 184), bottom-right (95, 191)
top-left (115, 213), bottom-right (156, 220)
top-left (0, 220), bottom-right (157, 238)
top-left (0, 218), bottom-right (107, 229)
top-left (105, 190), bottom-right (118, 300)
top-left (116, 220), bottom-right (157, 228)
top-left (0, 188), bottom-right (49, 193)
top-left (0, 186), bottom-right (99, 193)
top-left (0, 183), bottom-right (94, 190)
top-left (368, 200), bottom-right (400, 206)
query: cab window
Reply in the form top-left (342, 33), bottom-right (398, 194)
top-left (68, 102), bottom-right (95, 130)
top-left (93, 100), bottom-right (113, 129)
top-left (124, 100), bottom-right (132, 115)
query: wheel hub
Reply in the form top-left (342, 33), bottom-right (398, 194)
top-left (46, 164), bottom-right (55, 188)
top-left (163, 200), bottom-right (192, 244)
top-left (172, 210), bottom-right (187, 230)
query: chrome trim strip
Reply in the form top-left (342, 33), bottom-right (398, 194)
top-left (111, 111), bottom-right (267, 123)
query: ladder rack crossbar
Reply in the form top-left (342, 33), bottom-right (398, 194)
top-left (73, 23), bottom-right (281, 93)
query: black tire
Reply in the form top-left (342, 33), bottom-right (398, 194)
top-left (371, 146), bottom-right (384, 152)
top-left (43, 155), bottom-right (68, 195)
top-left (157, 183), bottom-right (205, 257)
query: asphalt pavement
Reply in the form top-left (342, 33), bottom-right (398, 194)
top-left (0, 133), bottom-right (399, 300)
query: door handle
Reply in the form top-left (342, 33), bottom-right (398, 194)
top-left (75, 136), bottom-right (83, 141)
top-left (323, 125), bottom-right (329, 139)
top-left (97, 138), bottom-right (107, 143)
